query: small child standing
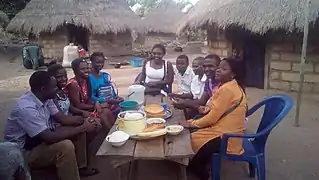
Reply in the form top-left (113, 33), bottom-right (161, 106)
top-left (171, 55), bottom-right (195, 96)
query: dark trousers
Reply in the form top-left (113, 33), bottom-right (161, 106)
top-left (188, 137), bottom-right (221, 180)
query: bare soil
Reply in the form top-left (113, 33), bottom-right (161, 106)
top-left (0, 52), bottom-right (318, 180)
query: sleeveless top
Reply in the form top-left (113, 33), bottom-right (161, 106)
top-left (145, 61), bottom-right (168, 83)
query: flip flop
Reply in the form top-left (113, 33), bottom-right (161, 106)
top-left (79, 167), bottom-right (100, 177)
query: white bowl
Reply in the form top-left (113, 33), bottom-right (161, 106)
top-left (106, 131), bottom-right (130, 147)
top-left (146, 118), bottom-right (166, 124)
top-left (166, 125), bottom-right (184, 135)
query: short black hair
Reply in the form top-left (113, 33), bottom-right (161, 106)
top-left (151, 44), bottom-right (166, 55)
top-left (193, 56), bottom-right (205, 63)
top-left (177, 55), bottom-right (189, 63)
top-left (90, 52), bottom-right (105, 62)
top-left (205, 54), bottom-right (221, 63)
top-left (47, 64), bottom-right (64, 76)
top-left (71, 58), bottom-right (87, 73)
top-left (29, 71), bottom-right (52, 91)
top-left (222, 58), bottom-right (246, 91)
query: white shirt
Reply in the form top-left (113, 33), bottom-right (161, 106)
top-left (191, 74), bottom-right (207, 99)
top-left (145, 61), bottom-right (167, 83)
top-left (173, 65), bottom-right (195, 94)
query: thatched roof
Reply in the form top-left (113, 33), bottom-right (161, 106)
top-left (142, 2), bottom-right (184, 34)
top-left (6, 0), bottom-right (144, 35)
top-left (0, 11), bottom-right (9, 26)
top-left (178, 0), bottom-right (319, 34)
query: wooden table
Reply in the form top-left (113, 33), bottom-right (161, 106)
top-left (97, 95), bottom-right (195, 180)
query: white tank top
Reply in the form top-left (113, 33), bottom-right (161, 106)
top-left (145, 61), bottom-right (167, 83)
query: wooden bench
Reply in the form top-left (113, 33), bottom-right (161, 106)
top-left (97, 94), bottom-right (195, 180)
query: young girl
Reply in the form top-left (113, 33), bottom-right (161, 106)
top-left (47, 63), bottom-right (90, 117)
top-left (66, 58), bottom-right (116, 131)
top-left (89, 52), bottom-right (123, 115)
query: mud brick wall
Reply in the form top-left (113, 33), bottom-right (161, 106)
top-left (206, 29), bottom-right (232, 58)
top-left (268, 41), bottom-right (319, 93)
top-left (30, 28), bottom-right (68, 59)
top-left (144, 32), bottom-right (176, 50)
top-left (89, 32), bottom-right (133, 57)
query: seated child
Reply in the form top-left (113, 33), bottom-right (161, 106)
top-left (89, 52), bottom-right (123, 115)
top-left (170, 55), bottom-right (195, 96)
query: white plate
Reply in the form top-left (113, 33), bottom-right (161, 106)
top-left (146, 118), bottom-right (166, 124)
top-left (166, 125), bottom-right (184, 135)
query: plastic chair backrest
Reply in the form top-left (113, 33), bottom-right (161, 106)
top-left (247, 95), bottom-right (293, 153)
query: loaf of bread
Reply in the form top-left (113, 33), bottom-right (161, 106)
top-left (143, 123), bottom-right (165, 132)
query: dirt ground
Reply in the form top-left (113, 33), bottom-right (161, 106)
top-left (0, 52), bottom-right (319, 180)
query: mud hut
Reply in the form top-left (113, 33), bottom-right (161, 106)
top-left (178, 0), bottom-right (319, 92)
top-left (141, 2), bottom-right (185, 49)
top-left (6, 0), bottom-right (143, 58)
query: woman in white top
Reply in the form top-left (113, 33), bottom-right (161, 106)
top-left (136, 44), bottom-right (174, 94)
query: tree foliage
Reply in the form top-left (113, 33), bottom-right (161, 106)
top-left (0, 0), bottom-right (30, 19)
top-left (128, 0), bottom-right (192, 16)
top-left (0, 0), bottom-right (192, 19)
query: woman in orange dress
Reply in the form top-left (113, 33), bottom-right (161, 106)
top-left (186, 58), bottom-right (247, 180)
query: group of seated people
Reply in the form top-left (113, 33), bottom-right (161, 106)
top-left (2, 52), bottom-right (122, 180)
top-left (135, 44), bottom-right (247, 180)
top-left (1, 43), bottom-right (247, 180)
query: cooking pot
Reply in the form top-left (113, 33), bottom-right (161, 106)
top-left (117, 111), bottom-right (146, 135)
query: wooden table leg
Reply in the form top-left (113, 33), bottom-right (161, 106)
top-left (117, 166), bottom-right (122, 180)
top-left (127, 160), bottom-right (137, 180)
top-left (178, 164), bottom-right (187, 180)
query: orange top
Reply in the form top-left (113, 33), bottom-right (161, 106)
top-left (188, 79), bottom-right (247, 154)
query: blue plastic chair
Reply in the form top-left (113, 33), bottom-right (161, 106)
top-left (212, 95), bottom-right (294, 180)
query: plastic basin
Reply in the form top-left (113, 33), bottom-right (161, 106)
top-left (119, 101), bottom-right (138, 111)
top-left (129, 57), bottom-right (143, 67)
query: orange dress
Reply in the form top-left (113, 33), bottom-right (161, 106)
top-left (188, 79), bottom-right (247, 154)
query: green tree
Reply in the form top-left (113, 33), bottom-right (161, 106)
top-left (0, 0), bottom-right (30, 19)
top-left (128, 0), bottom-right (192, 16)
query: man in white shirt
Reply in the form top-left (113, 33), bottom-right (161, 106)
top-left (170, 57), bottom-right (206, 100)
top-left (172, 55), bottom-right (195, 95)
top-left (190, 57), bottom-right (207, 99)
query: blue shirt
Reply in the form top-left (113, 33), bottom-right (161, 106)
top-left (4, 91), bottom-right (59, 149)
top-left (89, 72), bottom-right (117, 103)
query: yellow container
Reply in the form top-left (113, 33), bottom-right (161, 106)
top-left (118, 111), bottom-right (147, 135)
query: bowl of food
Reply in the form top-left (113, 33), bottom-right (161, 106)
top-left (144, 104), bottom-right (165, 118)
top-left (106, 131), bottom-right (130, 147)
top-left (146, 118), bottom-right (166, 125)
top-left (166, 125), bottom-right (184, 135)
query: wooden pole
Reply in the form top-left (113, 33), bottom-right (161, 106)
top-left (294, 0), bottom-right (311, 127)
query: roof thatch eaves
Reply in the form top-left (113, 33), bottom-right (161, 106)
top-left (142, 2), bottom-right (185, 34)
top-left (177, 0), bottom-right (319, 35)
top-left (176, 0), bottom-right (230, 34)
top-left (6, 0), bottom-right (145, 35)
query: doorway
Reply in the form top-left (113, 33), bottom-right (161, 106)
top-left (242, 35), bottom-right (266, 89)
top-left (66, 24), bottom-right (89, 50)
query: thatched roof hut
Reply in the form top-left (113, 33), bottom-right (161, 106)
top-left (6, 0), bottom-right (143, 35)
top-left (178, 0), bottom-right (319, 34)
top-left (138, 2), bottom-right (186, 51)
top-left (142, 2), bottom-right (184, 34)
top-left (178, 0), bottom-right (319, 93)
